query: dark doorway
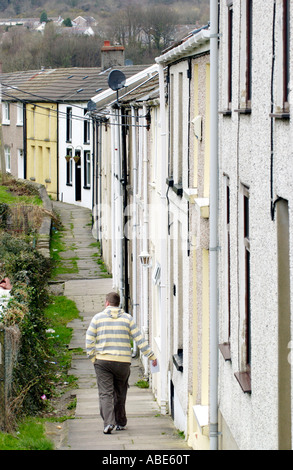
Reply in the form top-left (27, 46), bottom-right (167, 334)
top-left (75, 150), bottom-right (81, 201)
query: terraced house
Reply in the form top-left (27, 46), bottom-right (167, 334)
top-left (0, 42), bottom-right (147, 206)
top-left (217, 0), bottom-right (293, 450)
top-left (88, 26), bottom-right (211, 449)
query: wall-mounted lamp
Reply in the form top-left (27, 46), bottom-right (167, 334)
top-left (139, 251), bottom-right (151, 268)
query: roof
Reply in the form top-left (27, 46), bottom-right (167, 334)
top-left (91, 64), bottom-right (159, 113)
top-left (156, 26), bottom-right (210, 65)
top-left (0, 65), bottom-right (149, 104)
top-left (117, 72), bottom-right (160, 106)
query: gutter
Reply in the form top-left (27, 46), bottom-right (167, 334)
top-left (155, 28), bottom-right (210, 65)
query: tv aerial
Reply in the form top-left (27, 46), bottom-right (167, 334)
top-left (108, 69), bottom-right (126, 104)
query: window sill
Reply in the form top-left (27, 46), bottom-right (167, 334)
top-left (173, 350), bottom-right (183, 372)
top-left (219, 109), bottom-right (232, 116)
top-left (172, 183), bottom-right (183, 197)
top-left (234, 108), bottom-right (251, 115)
top-left (166, 177), bottom-right (174, 188)
top-left (270, 112), bottom-right (290, 119)
top-left (219, 343), bottom-right (231, 361)
top-left (234, 371), bottom-right (251, 394)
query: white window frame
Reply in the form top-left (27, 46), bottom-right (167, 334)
top-left (66, 107), bottom-right (72, 142)
top-left (3, 102), bottom-right (10, 125)
top-left (238, 183), bottom-right (251, 371)
top-left (84, 109), bottom-right (91, 144)
top-left (84, 150), bottom-right (91, 187)
top-left (4, 146), bottom-right (11, 173)
top-left (276, 0), bottom-right (290, 114)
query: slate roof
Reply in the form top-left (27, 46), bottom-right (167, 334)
top-left (0, 65), bottom-right (149, 104)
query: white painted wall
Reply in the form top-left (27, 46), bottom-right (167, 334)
top-left (58, 102), bottom-right (93, 209)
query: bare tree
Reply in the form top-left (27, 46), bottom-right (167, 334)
top-left (141, 5), bottom-right (177, 50)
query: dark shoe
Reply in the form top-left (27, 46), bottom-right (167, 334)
top-left (103, 424), bottom-right (115, 434)
top-left (116, 425), bottom-right (126, 431)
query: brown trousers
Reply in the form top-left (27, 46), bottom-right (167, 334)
top-left (94, 359), bottom-right (130, 428)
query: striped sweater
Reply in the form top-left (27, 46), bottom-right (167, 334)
top-left (86, 306), bottom-right (156, 364)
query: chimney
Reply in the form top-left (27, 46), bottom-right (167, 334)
top-left (101, 40), bottom-right (125, 71)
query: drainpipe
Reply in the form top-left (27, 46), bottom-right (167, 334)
top-left (142, 104), bottom-right (149, 375)
top-left (110, 110), bottom-right (118, 290)
top-left (158, 62), bottom-right (168, 415)
top-left (116, 107), bottom-right (124, 303)
top-left (131, 106), bottom-right (138, 358)
top-left (209, 0), bottom-right (219, 451)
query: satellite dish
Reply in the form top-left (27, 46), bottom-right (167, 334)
top-left (108, 69), bottom-right (126, 91)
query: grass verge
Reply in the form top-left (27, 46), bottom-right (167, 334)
top-left (0, 418), bottom-right (54, 450)
top-left (0, 294), bottom-right (81, 450)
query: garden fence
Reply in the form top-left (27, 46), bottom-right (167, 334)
top-left (0, 323), bottom-right (21, 431)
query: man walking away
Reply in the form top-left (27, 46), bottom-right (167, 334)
top-left (86, 292), bottom-right (157, 434)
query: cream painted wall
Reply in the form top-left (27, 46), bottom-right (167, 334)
top-left (26, 102), bottom-right (58, 199)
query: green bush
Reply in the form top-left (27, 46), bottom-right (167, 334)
top-left (0, 233), bottom-right (54, 417)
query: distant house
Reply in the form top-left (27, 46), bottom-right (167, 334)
top-left (0, 17), bottom-right (63, 30)
top-left (73, 16), bottom-right (98, 28)
top-left (60, 26), bottom-right (95, 37)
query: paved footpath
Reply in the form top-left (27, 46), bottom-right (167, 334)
top-left (50, 202), bottom-right (192, 452)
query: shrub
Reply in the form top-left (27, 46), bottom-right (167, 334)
top-left (0, 233), bottom-right (54, 418)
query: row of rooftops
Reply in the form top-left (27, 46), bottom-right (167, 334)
top-left (0, 25), bottom-right (210, 111)
top-left (0, 65), bottom-right (149, 104)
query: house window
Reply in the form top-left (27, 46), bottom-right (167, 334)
top-left (169, 72), bottom-right (174, 181)
top-left (237, 0), bottom-right (253, 110)
top-left (84, 151), bottom-right (91, 188)
top-left (274, 0), bottom-right (290, 116)
top-left (66, 107), bottom-right (72, 142)
top-left (4, 146), bottom-right (11, 173)
top-left (235, 184), bottom-right (251, 393)
top-left (177, 72), bottom-right (183, 187)
top-left (246, 0), bottom-right (252, 106)
top-left (219, 176), bottom-right (232, 361)
top-left (66, 148), bottom-right (73, 185)
top-left (243, 190), bottom-right (251, 368)
top-left (84, 109), bottom-right (90, 144)
top-left (171, 71), bottom-right (184, 197)
top-left (3, 102), bottom-right (10, 124)
top-left (227, 2), bottom-right (233, 110)
top-left (282, 0), bottom-right (290, 111)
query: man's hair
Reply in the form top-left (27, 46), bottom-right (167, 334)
top-left (106, 292), bottom-right (120, 307)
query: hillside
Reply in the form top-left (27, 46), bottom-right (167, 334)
top-left (0, 0), bottom-right (209, 25)
top-left (0, 0), bottom-right (210, 72)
